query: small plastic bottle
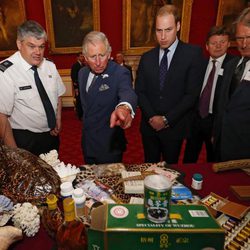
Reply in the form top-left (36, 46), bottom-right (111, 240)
top-left (60, 182), bottom-right (74, 199)
top-left (191, 173), bottom-right (203, 190)
top-left (72, 188), bottom-right (86, 217)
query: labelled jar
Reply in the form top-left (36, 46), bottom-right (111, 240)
top-left (191, 173), bottom-right (203, 190)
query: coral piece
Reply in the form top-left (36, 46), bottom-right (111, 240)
top-left (39, 149), bottom-right (60, 167)
top-left (0, 226), bottom-right (22, 250)
top-left (12, 202), bottom-right (40, 237)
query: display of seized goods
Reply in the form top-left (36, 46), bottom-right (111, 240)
top-left (0, 144), bottom-right (60, 204)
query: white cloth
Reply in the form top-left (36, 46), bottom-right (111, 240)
top-left (0, 51), bottom-right (65, 132)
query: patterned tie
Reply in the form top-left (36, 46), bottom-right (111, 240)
top-left (230, 57), bottom-right (250, 95)
top-left (199, 60), bottom-right (217, 118)
top-left (31, 66), bottom-right (56, 129)
top-left (159, 48), bottom-right (169, 89)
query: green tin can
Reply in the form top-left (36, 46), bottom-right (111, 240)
top-left (144, 175), bottom-right (172, 223)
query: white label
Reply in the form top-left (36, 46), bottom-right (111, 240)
top-left (189, 210), bottom-right (209, 217)
top-left (110, 205), bottom-right (129, 219)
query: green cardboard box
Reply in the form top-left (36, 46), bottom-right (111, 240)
top-left (88, 204), bottom-right (225, 250)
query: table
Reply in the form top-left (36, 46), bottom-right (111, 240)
top-left (10, 163), bottom-right (250, 250)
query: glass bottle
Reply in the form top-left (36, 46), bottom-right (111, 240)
top-left (42, 194), bottom-right (63, 239)
top-left (56, 197), bottom-right (88, 250)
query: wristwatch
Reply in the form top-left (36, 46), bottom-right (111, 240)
top-left (118, 104), bottom-right (132, 114)
top-left (162, 116), bottom-right (169, 128)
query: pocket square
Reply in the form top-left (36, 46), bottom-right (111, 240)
top-left (99, 83), bottom-right (110, 91)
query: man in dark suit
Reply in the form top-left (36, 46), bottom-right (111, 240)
top-left (71, 52), bottom-right (85, 119)
top-left (135, 5), bottom-right (204, 164)
top-left (183, 26), bottom-right (235, 163)
top-left (115, 52), bottom-right (133, 82)
top-left (78, 31), bottom-right (137, 164)
top-left (214, 7), bottom-right (250, 161)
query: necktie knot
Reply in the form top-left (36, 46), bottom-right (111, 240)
top-left (31, 65), bottom-right (38, 72)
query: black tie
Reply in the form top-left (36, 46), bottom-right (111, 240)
top-left (159, 48), bottom-right (169, 89)
top-left (199, 60), bottom-right (217, 118)
top-left (31, 66), bottom-right (56, 129)
top-left (230, 57), bottom-right (250, 95)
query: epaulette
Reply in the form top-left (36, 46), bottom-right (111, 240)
top-left (45, 57), bottom-right (54, 62)
top-left (0, 60), bottom-right (13, 72)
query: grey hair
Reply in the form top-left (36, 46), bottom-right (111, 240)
top-left (82, 31), bottom-right (112, 56)
top-left (232, 7), bottom-right (250, 35)
top-left (17, 20), bottom-right (47, 41)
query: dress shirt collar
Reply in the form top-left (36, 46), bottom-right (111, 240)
top-left (210, 53), bottom-right (226, 66)
top-left (159, 38), bottom-right (179, 63)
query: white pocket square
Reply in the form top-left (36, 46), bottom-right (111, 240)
top-left (99, 84), bottom-right (110, 91)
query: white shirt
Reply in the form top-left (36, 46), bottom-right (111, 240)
top-left (239, 58), bottom-right (250, 81)
top-left (200, 54), bottom-right (226, 114)
top-left (0, 51), bottom-right (66, 132)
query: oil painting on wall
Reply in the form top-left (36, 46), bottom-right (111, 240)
top-left (44, 0), bottom-right (100, 54)
top-left (0, 0), bottom-right (26, 57)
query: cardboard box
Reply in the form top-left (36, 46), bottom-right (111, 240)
top-left (88, 204), bottom-right (225, 250)
top-left (200, 192), bottom-right (250, 219)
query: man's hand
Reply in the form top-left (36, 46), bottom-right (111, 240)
top-left (110, 105), bottom-right (133, 129)
top-left (149, 115), bottom-right (167, 131)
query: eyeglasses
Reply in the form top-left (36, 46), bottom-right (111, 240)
top-left (235, 36), bottom-right (250, 42)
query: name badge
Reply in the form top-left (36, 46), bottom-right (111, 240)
top-left (19, 85), bottom-right (32, 90)
top-left (218, 68), bottom-right (224, 76)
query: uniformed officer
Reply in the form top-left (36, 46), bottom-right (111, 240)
top-left (0, 20), bottom-right (65, 155)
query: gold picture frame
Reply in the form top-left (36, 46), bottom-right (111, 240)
top-left (122, 0), bottom-right (194, 55)
top-left (43, 0), bottom-right (100, 54)
top-left (0, 0), bottom-right (26, 57)
top-left (216, 0), bottom-right (250, 34)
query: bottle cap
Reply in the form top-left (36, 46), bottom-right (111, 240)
top-left (73, 188), bottom-right (84, 198)
top-left (60, 181), bottom-right (74, 197)
top-left (193, 173), bottom-right (203, 181)
top-left (46, 194), bottom-right (58, 210)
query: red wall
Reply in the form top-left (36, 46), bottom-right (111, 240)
top-left (0, 0), bottom-right (239, 69)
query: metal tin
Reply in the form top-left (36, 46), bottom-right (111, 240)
top-left (144, 175), bottom-right (172, 223)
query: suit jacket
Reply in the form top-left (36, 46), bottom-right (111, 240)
top-left (135, 41), bottom-right (204, 139)
top-left (213, 56), bottom-right (250, 161)
top-left (71, 61), bottom-right (83, 89)
top-left (208, 54), bottom-right (235, 116)
top-left (123, 63), bottom-right (133, 81)
top-left (78, 60), bottom-right (137, 158)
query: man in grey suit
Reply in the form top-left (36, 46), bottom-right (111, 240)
top-left (135, 4), bottom-right (204, 164)
top-left (183, 26), bottom-right (235, 163)
top-left (214, 7), bottom-right (250, 161)
top-left (78, 31), bottom-right (137, 164)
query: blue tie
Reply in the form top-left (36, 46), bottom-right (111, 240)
top-left (159, 48), bottom-right (169, 89)
top-left (31, 66), bottom-right (56, 129)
